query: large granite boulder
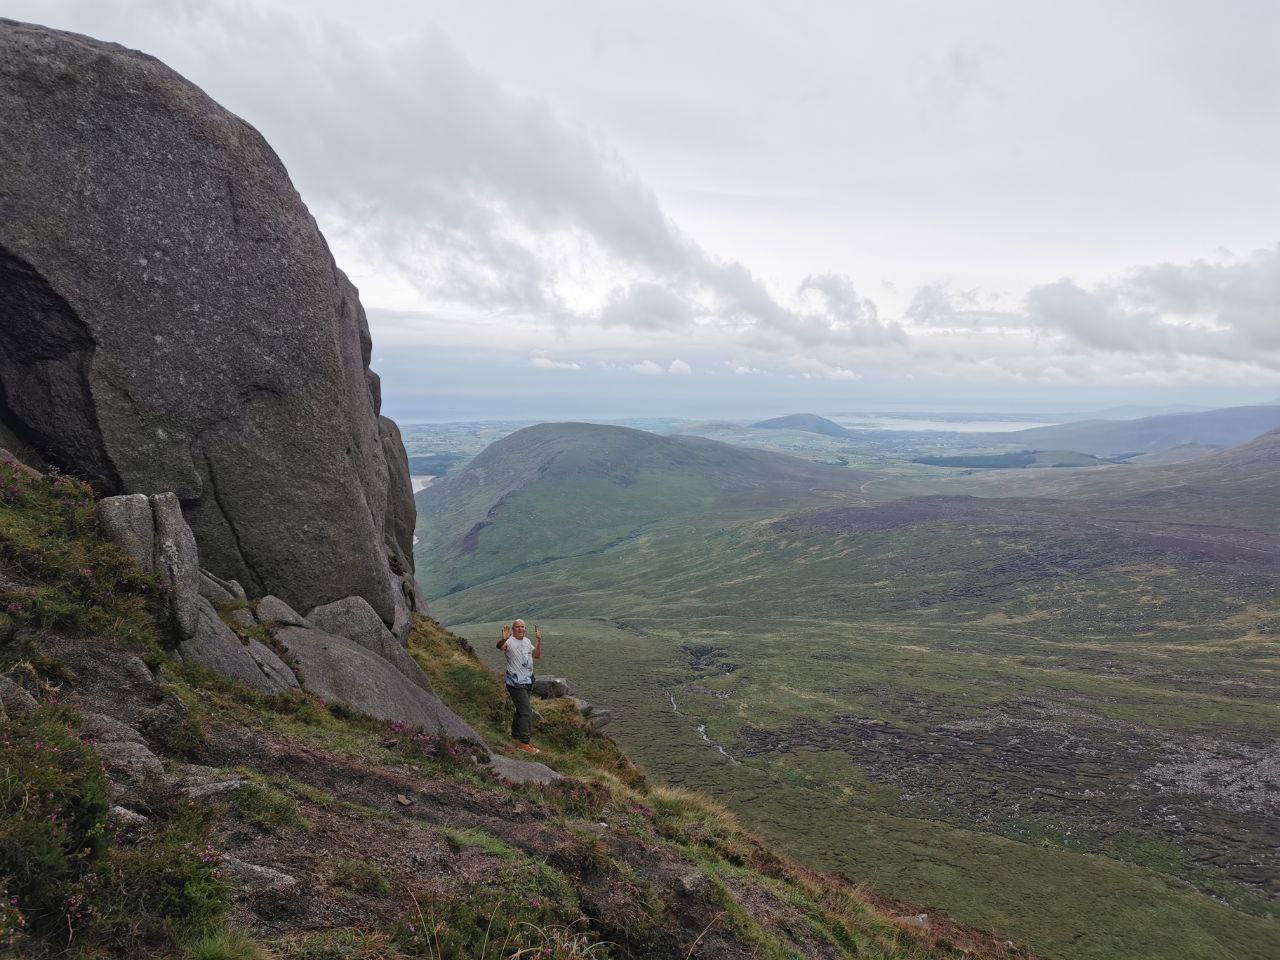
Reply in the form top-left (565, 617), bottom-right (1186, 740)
top-left (275, 626), bottom-right (482, 745)
top-left (0, 19), bottom-right (420, 633)
top-left (180, 603), bottom-right (299, 693)
top-left (305, 595), bottom-right (436, 693)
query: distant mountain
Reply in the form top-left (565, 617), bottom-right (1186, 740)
top-left (1058, 403), bottom-right (1205, 420)
top-left (416, 422), bottom-right (862, 595)
top-left (937, 427), bottom-right (1280, 532)
top-left (982, 405), bottom-right (1280, 456)
top-left (751, 413), bottom-right (851, 437)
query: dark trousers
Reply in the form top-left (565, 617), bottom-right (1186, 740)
top-left (507, 684), bottom-right (533, 743)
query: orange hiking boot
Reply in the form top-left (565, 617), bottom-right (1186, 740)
top-left (513, 742), bottom-right (541, 755)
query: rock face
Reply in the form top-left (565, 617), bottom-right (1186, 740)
top-left (0, 19), bottom-right (420, 634)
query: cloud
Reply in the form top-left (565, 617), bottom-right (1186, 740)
top-left (16, 1), bottom-right (1280, 394)
top-left (529, 355), bottom-right (581, 370)
top-left (17, 0), bottom-right (922, 358)
top-left (600, 282), bottom-right (695, 329)
top-left (905, 282), bottom-right (1021, 331)
top-left (925, 43), bottom-right (996, 118)
top-left (626, 358), bottom-right (692, 376)
top-left (1024, 244), bottom-right (1280, 364)
top-left (787, 357), bottom-right (861, 380)
top-left (792, 273), bottom-right (906, 346)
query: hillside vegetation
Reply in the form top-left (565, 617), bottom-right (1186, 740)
top-left (0, 456), bottom-right (1032, 959)
top-left (974, 404), bottom-right (1280, 456)
top-left (418, 422), bottom-right (867, 595)
top-left (420, 424), bottom-right (1280, 960)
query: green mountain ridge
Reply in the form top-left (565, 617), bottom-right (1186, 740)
top-left (751, 413), bottom-right (854, 437)
top-left (421, 422), bottom-right (1280, 960)
top-left (419, 422), bottom-right (868, 594)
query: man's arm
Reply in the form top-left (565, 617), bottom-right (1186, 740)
top-left (532, 626), bottom-right (542, 659)
top-left (496, 623), bottom-right (512, 650)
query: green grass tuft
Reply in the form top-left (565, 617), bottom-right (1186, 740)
top-left (441, 826), bottom-right (525, 860)
top-left (232, 779), bottom-right (310, 833)
top-left (331, 857), bottom-right (390, 896)
top-left (186, 928), bottom-right (266, 960)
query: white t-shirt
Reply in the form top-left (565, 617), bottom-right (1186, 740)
top-left (503, 636), bottom-right (536, 686)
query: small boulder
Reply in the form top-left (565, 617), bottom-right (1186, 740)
top-left (274, 626), bottom-right (481, 744)
top-left (487, 754), bottom-right (561, 785)
top-left (0, 448), bottom-right (42, 479)
top-left (123, 655), bottom-right (159, 690)
top-left (77, 711), bottom-right (146, 744)
top-left (256, 595), bottom-right (309, 628)
top-left (305, 595), bottom-right (435, 693)
top-left (97, 494), bottom-right (154, 572)
top-left (178, 599), bottom-right (296, 692)
top-left (94, 739), bottom-right (165, 785)
top-left (247, 640), bottom-right (300, 691)
top-left (220, 855), bottom-right (297, 892)
top-left (151, 493), bottom-right (202, 640)
top-left (530, 677), bottom-right (573, 699)
top-left (198, 568), bottom-right (245, 603)
top-left (108, 805), bottom-right (149, 827)
top-left (0, 676), bottom-right (37, 719)
top-left (179, 765), bottom-right (249, 800)
top-left (895, 914), bottom-right (930, 930)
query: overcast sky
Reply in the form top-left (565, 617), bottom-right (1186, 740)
top-left (11, 0), bottom-right (1280, 418)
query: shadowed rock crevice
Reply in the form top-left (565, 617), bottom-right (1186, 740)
top-left (0, 245), bottom-right (119, 488)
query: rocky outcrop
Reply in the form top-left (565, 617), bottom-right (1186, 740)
top-left (306, 595), bottom-right (436, 693)
top-left (0, 19), bottom-right (420, 634)
top-left (274, 626), bottom-right (482, 744)
top-left (98, 492), bottom-right (297, 693)
top-left (96, 491), bottom-right (476, 741)
top-left (530, 676), bottom-right (612, 730)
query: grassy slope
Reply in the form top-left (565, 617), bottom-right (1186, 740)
top-left (419, 427), bottom-right (1279, 960)
top-left (0, 455), bottom-right (1031, 960)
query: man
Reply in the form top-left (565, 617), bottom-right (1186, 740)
top-left (497, 619), bottom-right (541, 754)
